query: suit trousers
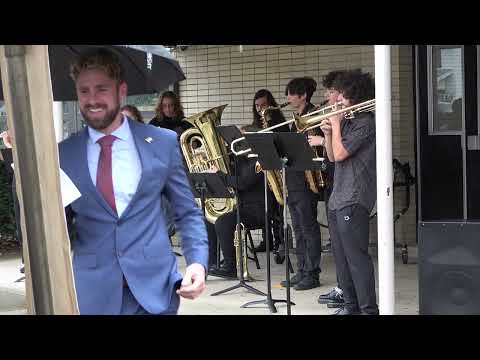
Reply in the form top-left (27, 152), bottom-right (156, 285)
top-left (120, 284), bottom-right (180, 315)
top-left (287, 191), bottom-right (322, 276)
top-left (328, 205), bottom-right (378, 314)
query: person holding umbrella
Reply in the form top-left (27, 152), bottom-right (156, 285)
top-left (59, 47), bottom-right (208, 315)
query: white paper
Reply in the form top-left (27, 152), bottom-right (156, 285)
top-left (60, 168), bottom-right (81, 207)
top-left (10, 163), bottom-right (81, 208)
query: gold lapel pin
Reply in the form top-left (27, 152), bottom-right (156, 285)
top-left (145, 137), bottom-right (153, 143)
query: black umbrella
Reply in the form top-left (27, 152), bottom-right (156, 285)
top-left (0, 45), bottom-right (186, 101)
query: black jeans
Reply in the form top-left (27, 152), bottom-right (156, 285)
top-left (287, 191), bottom-right (321, 276)
top-left (328, 205), bottom-right (378, 314)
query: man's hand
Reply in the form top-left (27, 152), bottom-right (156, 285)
top-left (0, 131), bottom-right (13, 149)
top-left (319, 119), bottom-right (332, 136)
top-left (176, 263), bottom-right (206, 300)
top-left (307, 135), bottom-right (325, 147)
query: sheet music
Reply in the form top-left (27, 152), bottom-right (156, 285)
top-left (59, 168), bottom-right (81, 207)
top-left (11, 163), bottom-right (81, 207)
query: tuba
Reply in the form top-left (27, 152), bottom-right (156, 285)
top-left (254, 104), bottom-right (289, 206)
top-left (180, 105), bottom-right (236, 224)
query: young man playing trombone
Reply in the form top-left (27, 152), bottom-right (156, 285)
top-left (320, 69), bottom-right (379, 315)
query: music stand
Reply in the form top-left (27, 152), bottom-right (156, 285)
top-left (239, 132), bottom-right (294, 313)
top-left (246, 132), bottom-right (322, 315)
top-left (209, 126), bottom-right (266, 298)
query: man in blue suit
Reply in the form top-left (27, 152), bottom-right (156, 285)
top-left (59, 47), bottom-right (208, 315)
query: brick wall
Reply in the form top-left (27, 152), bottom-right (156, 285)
top-left (174, 45), bottom-right (417, 248)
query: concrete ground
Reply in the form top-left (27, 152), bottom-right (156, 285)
top-left (0, 245), bottom-right (419, 315)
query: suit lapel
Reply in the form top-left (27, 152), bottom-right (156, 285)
top-left (119, 120), bottom-right (153, 219)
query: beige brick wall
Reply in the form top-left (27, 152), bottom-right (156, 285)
top-left (174, 45), bottom-right (417, 248)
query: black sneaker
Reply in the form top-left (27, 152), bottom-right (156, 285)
top-left (332, 306), bottom-right (360, 315)
top-left (318, 287), bottom-right (344, 304)
top-left (208, 265), bottom-right (237, 280)
top-left (294, 275), bottom-right (320, 291)
top-left (19, 266), bottom-right (25, 274)
top-left (280, 272), bottom-right (304, 288)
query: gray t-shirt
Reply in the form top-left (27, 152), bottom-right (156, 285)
top-left (328, 112), bottom-right (376, 213)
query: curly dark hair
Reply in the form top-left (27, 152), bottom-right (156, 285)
top-left (322, 70), bottom-right (347, 90)
top-left (284, 77), bottom-right (317, 103)
top-left (121, 105), bottom-right (144, 123)
top-left (154, 91), bottom-right (185, 120)
top-left (333, 69), bottom-right (375, 105)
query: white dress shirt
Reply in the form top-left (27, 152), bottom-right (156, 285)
top-left (87, 116), bottom-right (142, 217)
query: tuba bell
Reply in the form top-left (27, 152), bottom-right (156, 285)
top-left (180, 105), bottom-right (236, 224)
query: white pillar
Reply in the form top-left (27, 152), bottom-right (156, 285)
top-left (374, 45), bottom-right (395, 315)
top-left (52, 101), bottom-right (63, 142)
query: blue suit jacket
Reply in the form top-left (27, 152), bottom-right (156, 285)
top-left (59, 119), bottom-right (208, 315)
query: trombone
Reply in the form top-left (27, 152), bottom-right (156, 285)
top-left (231, 99), bottom-right (375, 156)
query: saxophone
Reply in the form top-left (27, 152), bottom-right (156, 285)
top-left (304, 102), bottom-right (328, 194)
top-left (254, 104), bottom-right (288, 206)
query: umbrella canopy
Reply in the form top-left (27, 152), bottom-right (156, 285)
top-left (0, 45), bottom-right (186, 101)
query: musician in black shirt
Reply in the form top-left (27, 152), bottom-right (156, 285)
top-left (281, 77), bottom-right (323, 291)
top-left (149, 91), bottom-right (193, 241)
top-left (207, 126), bottom-right (265, 279)
top-left (149, 91), bottom-right (192, 138)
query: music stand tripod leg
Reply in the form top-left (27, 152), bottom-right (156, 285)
top-left (241, 170), bottom-right (294, 312)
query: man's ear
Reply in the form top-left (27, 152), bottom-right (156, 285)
top-left (119, 82), bottom-right (128, 101)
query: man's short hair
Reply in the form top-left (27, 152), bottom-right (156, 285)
top-left (322, 70), bottom-right (347, 89)
top-left (284, 77), bottom-right (317, 103)
top-left (70, 47), bottom-right (125, 84)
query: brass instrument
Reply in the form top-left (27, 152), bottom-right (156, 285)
top-left (295, 99), bottom-right (376, 133)
top-left (253, 103), bottom-right (289, 206)
top-left (233, 223), bottom-right (253, 280)
top-left (304, 127), bottom-right (326, 194)
top-left (231, 99), bottom-right (376, 156)
top-left (180, 105), bottom-right (236, 224)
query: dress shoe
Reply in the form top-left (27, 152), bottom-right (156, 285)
top-left (318, 287), bottom-right (344, 305)
top-left (294, 275), bottom-right (320, 291)
top-left (208, 266), bottom-right (237, 280)
top-left (254, 240), bottom-right (274, 253)
top-left (280, 272), bottom-right (304, 288)
top-left (332, 306), bottom-right (360, 315)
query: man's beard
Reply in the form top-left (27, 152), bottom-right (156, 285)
top-left (81, 104), bottom-right (121, 131)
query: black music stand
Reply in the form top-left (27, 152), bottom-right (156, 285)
top-left (189, 172), bottom-right (233, 270)
top-left (209, 126), bottom-right (266, 298)
top-left (239, 132), bottom-right (294, 313)
top-left (246, 132), bottom-right (322, 315)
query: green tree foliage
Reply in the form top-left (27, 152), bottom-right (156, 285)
top-left (0, 161), bottom-right (16, 240)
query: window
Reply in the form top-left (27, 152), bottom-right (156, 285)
top-left (428, 46), bottom-right (464, 134)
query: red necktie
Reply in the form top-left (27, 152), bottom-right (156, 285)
top-left (96, 135), bottom-right (117, 214)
